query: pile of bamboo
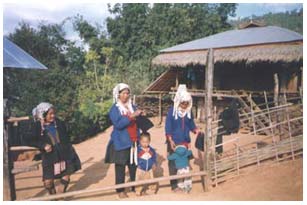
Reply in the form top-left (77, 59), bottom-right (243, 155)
top-left (211, 135), bottom-right (302, 176)
top-left (209, 102), bottom-right (303, 186)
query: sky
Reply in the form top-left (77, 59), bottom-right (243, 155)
top-left (2, 2), bottom-right (303, 40)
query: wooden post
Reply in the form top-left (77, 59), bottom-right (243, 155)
top-left (213, 106), bottom-right (217, 122)
top-left (300, 66), bottom-right (303, 89)
top-left (274, 73), bottom-right (279, 107)
top-left (299, 87), bottom-right (303, 104)
top-left (279, 69), bottom-right (288, 93)
top-left (274, 73), bottom-right (282, 139)
top-left (299, 66), bottom-right (303, 104)
top-left (249, 94), bottom-right (256, 135)
top-left (213, 152), bottom-right (218, 187)
top-left (175, 69), bottom-right (179, 88)
top-left (264, 91), bottom-right (275, 136)
top-left (213, 106), bottom-right (217, 148)
top-left (204, 48), bottom-right (214, 191)
top-left (235, 139), bottom-right (240, 175)
top-left (256, 142), bottom-right (260, 166)
top-left (133, 95), bottom-right (136, 105)
top-left (3, 99), bottom-right (16, 201)
top-left (284, 94), bottom-right (295, 160)
top-left (158, 93), bottom-right (162, 125)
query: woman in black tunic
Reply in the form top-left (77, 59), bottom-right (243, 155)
top-left (31, 102), bottom-right (81, 195)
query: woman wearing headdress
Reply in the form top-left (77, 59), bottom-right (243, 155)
top-left (30, 102), bottom-right (81, 195)
top-left (106, 83), bottom-right (143, 198)
top-left (165, 84), bottom-right (199, 192)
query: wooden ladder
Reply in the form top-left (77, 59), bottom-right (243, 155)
top-left (233, 90), bottom-right (272, 136)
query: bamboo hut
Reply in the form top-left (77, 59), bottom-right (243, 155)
top-left (142, 22), bottom-right (303, 121)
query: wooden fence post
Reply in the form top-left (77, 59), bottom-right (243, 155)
top-left (274, 73), bottom-right (282, 139)
top-left (3, 99), bottom-right (16, 201)
top-left (158, 93), bottom-right (162, 125)
top-left (284, 94), bottom-right (295, 160)
top-left (249, 94), bottom-right (256, 135)
top-left (264, 91), bottom-right (274, 136)
top-left (204, 48), bottom-right (214, 191)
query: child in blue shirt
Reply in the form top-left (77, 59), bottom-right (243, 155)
top-left (135, 132), bottom-right (158, 196)
top-left (168, 145), bottom-right (192, 193)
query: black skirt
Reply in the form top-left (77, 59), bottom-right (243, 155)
top-left (105, 141), bottom-right (131, 166)
top-left (42, 146), bottom-right (81, 180)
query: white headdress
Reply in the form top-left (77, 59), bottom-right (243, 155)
top-left (32, 102), bottom-right (54, 121)
top-left (113, 83), bottom-right (134, 115)
top-left (173, 84), bottom-right (192, 120)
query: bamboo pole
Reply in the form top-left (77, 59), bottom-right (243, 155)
top-left (26, 171), bottom-right (207, 201)
top-left (133, 95), bottom-right (136, 105)
top-left (211, 167), bottom-right (237, 178)
top-left (283, 94), bottom-right (295, 160)
top-left (175, 68), bottom-right (179, 88)
top-left (255, 117), bottom-right (302, 133)
top-left (235, 139), bottom-right (240, 175)
top-left (214, 137), bottom-right (239, 148)
top-left (158, 93), bottom-right (162, 125)
top-left (6, 116), bottom-right (30, 123)
top-left (204, 48), bottom-right (214, 191)
top-left (274, 73), bottom-right (281, 137)
top-left (256, 142), bottom-right (260, 166)
top-left (278, 151), bottom-right (303, 162)
top-left (10, 146), bottom-right (39, 151)
top-left (11, 162), bottom-right (41, 174)
top-left (263, 91), bottom-right (275, 137)
top-left (3, 99), bottom-right (16, 201)
top-left (299, 87), bottom-right (303, 104)
top-left (249, 94), bottom-right (256, 135)
top-left (214, 152), bottom-right (218, 187)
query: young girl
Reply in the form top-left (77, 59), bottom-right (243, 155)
top-left (30, 102), bottom-right (81, 195)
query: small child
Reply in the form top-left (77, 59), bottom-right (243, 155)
top-left (167, 145), bottom-right (192, 193)
top-left (136, 132), bottom-right (158, 196)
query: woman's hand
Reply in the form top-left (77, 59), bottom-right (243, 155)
top-left (130, 109), bottom-right (142, 118)
top-left (169, 139), bottom-right (176, 151)
top-left (152, 164), bottom-right (157, 171)
top-left (44, 144), bottom-right (52, 152)
top-left (194, 129), bottom-right (200, 136)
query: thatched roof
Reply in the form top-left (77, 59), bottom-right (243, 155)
top-left (152, 42), bottom-right (302, 67)
top-left (152, 26), bottom-right (303, 67)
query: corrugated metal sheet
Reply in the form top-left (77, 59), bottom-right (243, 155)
top-left (161, 26), bottom-right (302, 53)
top-left (3, 37), bottom-right (48, 69)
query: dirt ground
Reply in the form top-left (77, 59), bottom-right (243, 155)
top-left (14, 118), bottom-right (303, 201)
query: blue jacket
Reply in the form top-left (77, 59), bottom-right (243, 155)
top-left (165, 106), bottom-right (197, 145)
top-left (109, 104), bottom-right (140, 151)
top-left (137, 145), bottom-right (156, 171)
top-left (167, 146), bottom-right (192, 169)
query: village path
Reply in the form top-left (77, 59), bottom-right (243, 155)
top-left (14, 118), bottom-right (302, 201)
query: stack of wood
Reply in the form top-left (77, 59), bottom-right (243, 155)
top-left (135, 96), bottom-right (173, 117)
